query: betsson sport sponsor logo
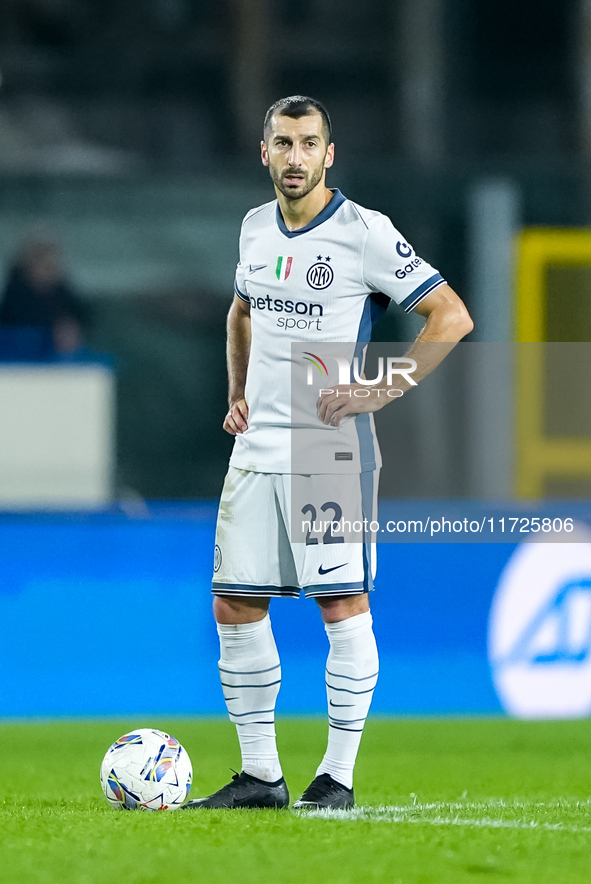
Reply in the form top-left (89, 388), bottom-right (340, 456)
top-left (248, 293), bottom-right (324, 331)
top-left (488, 536), bottom-right (591, 718)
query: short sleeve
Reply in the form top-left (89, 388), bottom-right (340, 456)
top-left (234, 262), bottom-right (249, 302)
top-left (363, 214), bottom-right (446, 313)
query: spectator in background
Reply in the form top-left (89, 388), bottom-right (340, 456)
top-left (0, 238), bottom-right (86, 360)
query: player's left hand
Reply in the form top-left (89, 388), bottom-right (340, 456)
top-left (317, 384), bottom-right (399, 427)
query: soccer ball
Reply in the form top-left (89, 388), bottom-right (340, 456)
top-left (100, 728), bottom-right (192, 811)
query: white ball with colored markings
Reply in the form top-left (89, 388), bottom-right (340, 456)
top-left (100, 728), bottom-right (192, 811)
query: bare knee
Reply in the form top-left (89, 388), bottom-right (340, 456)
top-left (315, 593), bottom-right (370, 624)
top-left (213, 594), bottom-right (270, 625)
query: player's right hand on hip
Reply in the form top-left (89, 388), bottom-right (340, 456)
top-left (223, 399), bottom-right (249, 435)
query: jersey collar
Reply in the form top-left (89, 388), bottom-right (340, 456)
top-left (275, 188), bottom-right (346, 238)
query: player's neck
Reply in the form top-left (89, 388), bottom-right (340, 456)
top-left (276, 184), bottom-right (334, 232)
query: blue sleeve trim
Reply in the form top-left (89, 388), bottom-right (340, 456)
top-left (234, 283), bottom-right (250, 303)
top-left (401, 273), bottom-right (445, 313)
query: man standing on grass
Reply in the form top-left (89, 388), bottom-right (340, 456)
top-left (183, 95), bottom-right (473, 811)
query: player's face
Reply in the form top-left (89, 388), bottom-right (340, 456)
top-left (261, 113), bottom-right (334, 201)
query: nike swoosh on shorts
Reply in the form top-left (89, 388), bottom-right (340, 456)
top-left (318, 563), bottom-right (348, 575)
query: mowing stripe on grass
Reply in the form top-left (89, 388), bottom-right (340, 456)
top-left (297, 802), bottom-right (591, 834)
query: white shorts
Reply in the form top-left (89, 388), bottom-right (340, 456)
top-left (212, 467), bottom-right (379, 599)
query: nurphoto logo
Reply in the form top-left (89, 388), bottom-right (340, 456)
top-left (303, 353), bottom-right (417, 395)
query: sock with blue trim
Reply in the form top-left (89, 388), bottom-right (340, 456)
top-left (217, 614), bottom-right (283, 783)
top-left (316, 610), bottom-right (379, 790)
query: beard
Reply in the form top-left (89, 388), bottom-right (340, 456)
top-left (268, 159), bottom-right (325, 201)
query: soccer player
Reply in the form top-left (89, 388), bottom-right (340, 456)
top-left (184, 96), bottom-right (473, 811)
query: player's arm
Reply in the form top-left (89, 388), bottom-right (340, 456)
top-left (223, 294), bottom-right (251, 435)
top-left (317, 283), bottom-right (473, 426)
top-left (388, 281), bottom-right (473, 391)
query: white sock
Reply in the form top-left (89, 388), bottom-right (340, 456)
top-left (316, 610), bottom-right (379, 790)
top-left (217, 614), bottom-right (283, 783)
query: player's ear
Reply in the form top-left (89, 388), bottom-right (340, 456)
top-left (261, 141), bottom-right (269, 166)
top-left (324, 143), bottom-right (335, 169)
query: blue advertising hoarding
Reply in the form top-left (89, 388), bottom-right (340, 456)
top-left (1, 503), bottom-right (590, 718)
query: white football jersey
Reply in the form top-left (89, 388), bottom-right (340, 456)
top-left (229, 189), bottom-right (445, 474)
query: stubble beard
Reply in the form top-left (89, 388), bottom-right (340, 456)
top-left (269, 160), bottom-right (325, 201)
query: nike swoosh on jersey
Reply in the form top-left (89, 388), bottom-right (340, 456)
top-left (247, 263), bottom-right (267, 273)
top-left (318, 563), bottom-right (348, 575)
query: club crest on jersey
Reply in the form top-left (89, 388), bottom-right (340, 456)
top-left (275, 256), bottom-right (293, 282)
top-left (307, 260), bottom-right (334, 290)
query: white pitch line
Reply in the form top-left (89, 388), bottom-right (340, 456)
top-left (408, 799), bottom-right (591, 809)
top-left (384, 799), bottom-right (591, 813)
top-left (296, 803), bottom-right (591, 834)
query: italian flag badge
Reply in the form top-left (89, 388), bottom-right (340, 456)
top-left (275, 256), bottom-right (293, 281)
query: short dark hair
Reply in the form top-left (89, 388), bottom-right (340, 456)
top-left (263, 95), bottom-right (332, 145)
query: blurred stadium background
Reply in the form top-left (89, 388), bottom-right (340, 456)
top-left (1, 0), bottom-right (591, 719)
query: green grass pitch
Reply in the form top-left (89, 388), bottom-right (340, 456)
top-left (1, 717), bottom-right (591, 884)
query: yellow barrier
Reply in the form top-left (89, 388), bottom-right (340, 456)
top-left (516, 229), bottom-right (591, 497)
